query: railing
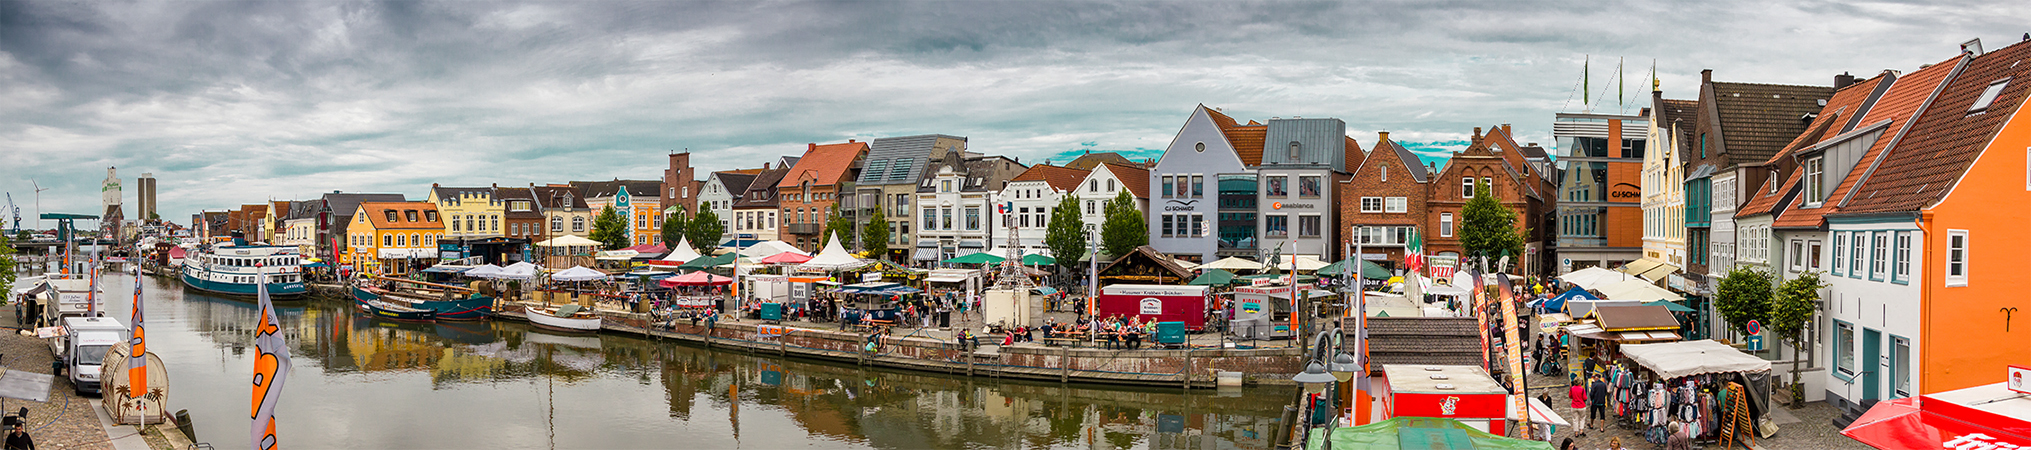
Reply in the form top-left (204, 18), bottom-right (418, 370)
top-left (785, 223), bottom-right (822, 234)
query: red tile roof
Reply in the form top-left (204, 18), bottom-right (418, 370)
top-left (1840, 43), bottom-right (2031, 214)
top-left (1101, 162), bottom-right (1151, 198)
top-left (1739, 76), bottom-right (1886, 220)
top-left (358, 202), bottom-right (443, 230)
top-left (1222, 124), bottom-right (1268, 166)
top-left (1009, 164), bottom-right (1091, 192)
top-left (778, 141), bottom-right (870, 189)
top-left (1738, 169), bottom-right (1800, 218)
top-left (1772, 56), bottom-right (1960, 228)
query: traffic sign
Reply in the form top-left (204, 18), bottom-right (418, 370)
top-left (1746, 320), bottom-right (1763, 336)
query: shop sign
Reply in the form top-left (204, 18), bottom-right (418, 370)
top-left (1610, 182), bottom-right (1643, 199)
top-left (2011, 365), bottom-right (2031, 394)
top-left (1140, 298), bottom-right (1163, 315)
top-left (1162, 199), bottom-right (1201, 212)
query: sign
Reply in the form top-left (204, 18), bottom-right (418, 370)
top-left (1271, 202), bottom-right (1282, 210)
top-left (1745, 320), bottom-right (1763, 336)
top-left (739, 233), bottom-right (756, 239)
top-left (1361, 253), bottom-right (1388, 261)
top-left (1240, 302), bottom-right (1262, 314)
top-left (1745, 335), bottom-right (1765, 352)
top-left (756, 324), bottom-right (786, 339)
top-left (1610, 182), bottom-right (1642, 199)
top-left (2010, 365), bottom-right (2031, 395)
top-left (861, 272), bottom-right (883, 283)
top-left (1139, 298), bottom-right (1163, 315)
top-left (1163, 199), bottom-right (1201, 212)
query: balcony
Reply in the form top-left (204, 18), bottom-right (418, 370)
top-left (786, 223), bottom-right (822, 235)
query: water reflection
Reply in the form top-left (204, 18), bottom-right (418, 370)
top-left (137, 273), bottom-right (1293, 449)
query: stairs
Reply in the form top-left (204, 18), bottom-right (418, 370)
top-left (1830, 398), bottom-right (1877, 430)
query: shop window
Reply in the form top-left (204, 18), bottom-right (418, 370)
top-left (1836, 321), bottom-right (1856, 377)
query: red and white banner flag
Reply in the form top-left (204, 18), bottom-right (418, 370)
top-left (251, 264), bottom-right (292, 450)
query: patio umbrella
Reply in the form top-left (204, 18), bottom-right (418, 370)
top-left (535, 235), bottom-right (601, 247)
top-left (941, 252), bottom-right (1006, 265)
top-left (1020, 254), bottom-right (1056, 266)
top-left (550, 266), bottom-right (608, 281)
top-left (758, 252), bottom-right (812, 264)
top-left (677, 252), bottom-right (736, 271)
top-left (1187, 269), bottom-right (1238, 286)
top-left (464, 264), bottom-right (505, 278)
top-left (1197, 257), bottom-right (1264, 271)
top-left (496, 262), bottom-right (539, 280)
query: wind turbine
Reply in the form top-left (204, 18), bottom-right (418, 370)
top-left (30, 179), bottom-right (49, 231)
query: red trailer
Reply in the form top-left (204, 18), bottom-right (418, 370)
top-left (1096, 285), bottom-right (1211, 330)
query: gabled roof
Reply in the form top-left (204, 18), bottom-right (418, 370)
top-left (572, 180), bottom-right (662, 199)
top-left (530, 185), bottom-right (588, 210)
top-left (1098, 162), bottom-right (1150, 198)
top-left (357, 202), bottom-right (443, 230)
top-left (1390, 140), bottom-right (1431, 183)
top-left (285, 200), bottom-right (322, 220)
top-left (737, 168), bottom-right (790, 208)
top-left (321, 193), bottom-right (407, 218)
top-left (1739, 76), bottom-right (1888, 220)
top-left (1711, 81), bottom-right (1836, 165)
top-left (1658, 98), bottom-right (1701, 156)
top-left (859, 134), bottom-right (964, 186)
top-left (1205, 108), bottom-right (1269, 166)
top-left (1774, 61), bottom-right (1959, 228)
top-left (1842, 42), bottom-right (2031, 214)
top-left (780, 141), bottom-right (869, 189)
top-left (710, 171), bottom-right (760, 196)
top-left (1008, 164), bottom-right (1090, 192)
top-left (1064, 152), bottom-right (1132, 170)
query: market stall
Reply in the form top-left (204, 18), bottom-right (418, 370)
top-left (1608, 339), bottom-right (1773, 446)
top-left (1375, 365), bottom-right (1516, 436)
top-left (1842, 375), bottom-right (2031, 448)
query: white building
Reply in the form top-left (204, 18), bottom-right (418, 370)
top-left (700, 171), bottom-right (760, 244)
top-left (1077, 162), bottom-right (1149, 243)
top-left (993, 165), bottom-right (1090, 257)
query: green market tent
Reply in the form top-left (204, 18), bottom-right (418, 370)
top-left (1318, 258), bottom-right (1392, 279)
top-left (942, 252), bottom-right (1006, 265)
top-left (1020, 254), bottom-right (1056, 266)
top-left (1304, 417), bottom-right (1555, 450)
top-left (1187, 269), bottom-right (1239, 286)
top-left (675, 252), bottom-right (736, 271)
top-left (1644, 300), bottom-right (1698, 312)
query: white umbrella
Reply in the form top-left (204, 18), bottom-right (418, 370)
top-left (535, 235), bottom-right (601, 247)
top-left (465, 264), bottom-right (505, 278)
top-left (1594, 279), bottom-right (1684, 302)
top-left (1197, 257), bottom-right (1264, 271)
top-left (1558, 266), bottom-right (1636, 290)
top-left (551, 266), bottom-right (608, 281)
top-left (1271, 255), bottom-right (1330, 271)
top-left (497, 262), bottom-right (539, 280)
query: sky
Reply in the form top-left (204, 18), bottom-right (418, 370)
top-left (1, 0), bottom-right (2026, 227)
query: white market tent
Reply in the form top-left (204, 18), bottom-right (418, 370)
top-left (1594, 279), bottom-right (1685, 302)
top-left (1197, 257), bottom-right (1264, 271)
top-left (465, 264), bottom-right (505, 278)
top-left (1619, 339), bottom-right (1771, 380)
top-left (551, 266), bottom-right (609, 282)
top-left (743, 240), bottom-right (809, 258)
top-left (797, 233), bottom-right (869, 271)
top-left (497, 261), bottom-right (540, 280)
top-left (1271, 255), bottom-right (1330, 271)
top-left (1426, 284), bottom-right (1472, 297)
top-left (662, 237), bottom-right (702, 263)
top-left (1558, 266), bottom-right (1637, 290)
top-left (535, 235), bottom-right (601, 247)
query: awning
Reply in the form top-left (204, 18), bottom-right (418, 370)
top-left (1511, 396), bottom-right (1570, 427)
top-left (926, 275), bottom-right (970, 283)
top-left (1842, 382), bottom-right (2031, 449)
top-left (916, 239), bottom-right (938, 248)
top-left (1619, 339), bottom-right (1771, 379)
top-left (958, 240), bottom-right (985, 248)
top-left (912, 248), bottom-right (940, 261)
top-left (718, 239), bottom-right (765, 248)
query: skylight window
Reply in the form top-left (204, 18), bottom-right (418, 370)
top-left (1970, 79), bottom-right (2010, 113)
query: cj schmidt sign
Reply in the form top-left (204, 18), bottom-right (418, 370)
top-left (1610, 183), bottom-right (1642, 200)
top-left (1163, 199), bottom-right (1201, 212)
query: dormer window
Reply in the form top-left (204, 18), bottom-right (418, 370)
top-left (384, 210), bottom-right (398, 222)
top-left (405, 210), bottom-right (419, 222)
top-left (1804, 156), bottom-right (1825, 204)
top-left (1289, 141), bottom-right (1302, 159)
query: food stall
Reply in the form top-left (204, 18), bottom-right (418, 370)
top-left (1096, 284), bottom-right (1211, 330)
top-left (1375, 365), bottom-right (1514, 436)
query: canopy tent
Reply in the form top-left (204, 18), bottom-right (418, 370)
top-left (718, 238), bottom-right (765, 248)
top-left (941, 252), bottom-right (1005, 265)
top-left (1644, 300), bottom-right (1696, 312)
top-left (496, 261), bottom-right (539, 280)
top-left (1319, 258), bottom-right (1392, 279)
top-left (757, 252), bottom-right (812, 264)
top-left (733, 240), bottom-right (808, 259)
top-left (1271, 255), bottom-right (1330, 271)
top-left (1619, 339), bottom-right (1771, 380)
top-left (1197, 257), bottom-right (1264, 271)
top-left (1186, 269), bottom-right (1239, 286)
top-left (421, 265), bottom-right (473, 274)
top-left (661, 237), bottom-right (702, 263)
top-left (535, 235), bottom-right (601, 247)
top-left (595, 250), bottom-right (639, 261)
top-left (1618, 258), bottom-right (1681, 282)
top-left (1594, 279), bottom-right (1685, 302)
top-left (1303, 417), bottom-right (1555, 450)
top-left (1842, 382), bottom-right (2031, 449)
top-left (798, 232), bottom-right (869, 271)
top-left (464, 264), bottom-right (505, 278)
top-left (1020, 254), bottom-right (1056, 266)
top-left (676, 252), bottom-right (736, 271)
top-left (1556, 266), bottom-right (1636, 290)
top-left (1425, 283), bottom-right (1472, 297)
top-left (659, 271), bottom-right (733, 287)
top-left (550, 266), bottom-right (609, 282)
top-left (623, 243), bottom-right (667, 254)
top-left (1536, 286), bottom-right (1598, 312)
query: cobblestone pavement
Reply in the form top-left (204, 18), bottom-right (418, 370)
top-left (0, 320), bottom-right (116, 450)
top-left (1521, 370), bottom-right (1868, 449)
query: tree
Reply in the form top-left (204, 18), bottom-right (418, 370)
top-left (1100, 190), bottom-right (1146, 258)
top-left (688, 209), bottom-right (726, 255)
top-left (859, 210), bottom-right (889, 260)
top-left (1715, 266), bottom-right (1773, 335)
top-left (1044, 194), bottom-right (1087, 270)
top-left (0, 234), bottom-right (16, 300)
top-left (589, 206), bottom-right (629, 250)
top-left (822, 204), bottom-right (854, 250)
top-left (1772, 271), bottom-right (1825, 406)
top-left (661, 207), bottom-right (687, 249)
top-left (1458, 179), bottom-right (1524, 267)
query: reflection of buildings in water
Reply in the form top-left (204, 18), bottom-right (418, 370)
top-left (347, 320), bottom-right (445, 372)
top-left (179, 291), bottom-right (325, 355)
top-left (432, 347), bottom-right (506, 383)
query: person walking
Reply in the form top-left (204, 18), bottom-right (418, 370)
top-left (1588, 375), bottom-right (1609, 427)
top-left (5, 424), bottom-right (31, 450)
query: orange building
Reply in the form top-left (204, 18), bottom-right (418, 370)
top-left (777, 140), bottom-right (869, 251)
top-left (345, 201), bottom-right (445, 275)
top-left (1552, 110), bottom-right (1650, 273)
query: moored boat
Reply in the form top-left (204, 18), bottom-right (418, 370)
top-left (180, 238), bottom-right (307, 298)
top-left (526, 305), bottom-right (601, 333)
top-left (353, 287), bottom-right (494, 321)
top-left (355, 294), bottom-right (436, 322)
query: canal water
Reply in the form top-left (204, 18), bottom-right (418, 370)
top-left (99, 273), bottom-right (1295, 449)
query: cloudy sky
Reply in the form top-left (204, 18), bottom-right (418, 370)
top-left (2, 0), bottom-right (2025, 225)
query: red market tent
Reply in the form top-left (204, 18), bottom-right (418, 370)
top-left (1842, 381), bottom-right (2031, 449)
top-left (625, 243), bottom-right (667, 254)
top-left (758, 252), bottom-right (812, 264)
top-left (659, 271), bottom-right (733, 287)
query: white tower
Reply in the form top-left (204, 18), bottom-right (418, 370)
top-left (102, 166), bottom-right (123, 208)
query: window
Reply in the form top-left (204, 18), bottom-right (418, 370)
top-left (1867, 231), bottom-right (1887, 279)
top-left (1790, 240), bottom-right (1804, 271)
top-left (1360, 197), bottom-right (1383, 213)
top-left (405, 210), bottom-right (419, 222)
top-left (1161, 214), bottom-right (1174, 237)
top-left (1298, 215), bottom-right (1320, 237)
top-left (1288, 141), bottom-right (1302, 159)
top-left (425, 211), bottom-right (438, 222)
top-left (1462, 177), bottom-right (1476, 198)
top-left (1381, 166), bottom-right (1388, 182)
top-left (1482, 177), bottom-right (1492, 195)
top-left (965, 207), bottom-right (979, 230)
top-left (1804, 157), bottom-right (1824, 204)
top-left (1440, 213), bottom-right (1454, 237)
top-left (1700, 133), bottom-right (1708, 159)
top-left (1086, 200), bottom-right (1095, 215)
top-left (1894, 231), bottom-right (1911, 283)
top-left (1162, 176), bottom-right (1174, 198)
top-left (383, 234), bottom-right (393, 247)
top-left (1947, 229), bottom-right (1968, 286)
top-left (1265, 215), bottom-right (1288, 237)
top-left (1299, 176), bottom-right (1321, 197)
top-left (1192, 176), bottom-right (1205, 197)
top-left (1107, 179), bottom-right (1115, 192)
top-left (924, 210), bottom-right (936, 230)
top-left (1893, 336), bottom-right (1912, 398)
top-left (1970, 79), bottom-right (2010, 112)
top-left (385, 210), bottom-right (399, 222)
top-left (1849, 232), bottom-right (1864, 278)
top-left (941, 208), bottom-right (952, 230)
top-left (552, 217), bottom-right (563, 232)
top-left (1836, 321), bottom-right (1856, 376)
top-left (1266, 176), bottom-right (1288, 197)
top-left (1622, 138), bottom-right (1647, 159)
top-left (1833, 232), bottom-right (1846, 274)
top-left (452, 219), bottom-right (461, 232)
top-left (492, 215), bottom-right (500, 231)
top-left (1089, 180), bottom-right (1098, 192)
top-left (1191, 213), bottom-right (1203, 237)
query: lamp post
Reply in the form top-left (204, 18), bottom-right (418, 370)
top-left (1292, 328), bottom-right (1352, 430)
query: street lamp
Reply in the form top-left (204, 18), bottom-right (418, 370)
top-left (1328, 351), bottom-right (1359, 383)
top-left (1292, 360), bottom-right (1336, 395)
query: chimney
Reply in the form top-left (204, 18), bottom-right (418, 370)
top-left (1701, 69), bottom-right (1712, 84)
top-left (1378, 131), bottom-right (1390, 143)
top-left (764, 163), bottom-right (771, 170)
top-left (1834, 72), bottom-right (1856, 90)
top-left (849, 139), bottom-right (856, 143)
top-left (432, 183), bottom-right (440, 188)
top-left (1472, 127), bottom-right (1483, 145)
top-left (1501, 124), bottom-right (1512, 136)
top-left (809, 143), bottom-right (817, 152)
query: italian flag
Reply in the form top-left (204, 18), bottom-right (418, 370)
top-left (1405, 228), bottom-right (1425, 274)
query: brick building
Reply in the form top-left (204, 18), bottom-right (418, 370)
top-left (1337, 132), bottom-right (1430, 272)
top-left (1424, 127), bottom-right (1553, 274)
top-left (662, 152), bottom-right (701, 218)
top-left (778, 140), bottom-right (869, 251)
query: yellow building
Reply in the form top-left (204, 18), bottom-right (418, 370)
top-left (347, 202), bottom-right (445, 275)
top-left (427, 185), bottom-right (505, 241)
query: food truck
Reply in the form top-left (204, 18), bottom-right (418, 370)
top-left (1096, 285), bottom-right (1210, 330)
top-left (1376, 364), bottom-right (1513, 436)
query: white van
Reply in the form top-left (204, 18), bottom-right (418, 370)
top-left (52, 317), bottom-right (128, 395)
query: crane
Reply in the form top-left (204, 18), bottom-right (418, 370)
top-left (4, 192), bottom-right (17, 234)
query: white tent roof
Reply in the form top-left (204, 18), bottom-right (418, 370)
top-left (535, 235), bottom-right (601, 247)
top-left (1272, 255), bottom-right (1330, 271)
top-left (1426, 283), bottom-right (1471, 297)
top-left (550, 266), bottom-right (609, 281)
top-left (1557, 266), bottom-right (1637, 290)
top-left (798, 232), bottom-right (868, 271)
top-left (497, 262), bottom-right (539, 280)
top-left (1619, 339), bottom-right (1771, 380)
top-left (662, 237), bottom-right (702, 263)
top-left (465, 264), bottom-right (505, 278)
top-left (742, 240), bottom-right (809, 258)
top-left (1594, 279), bottom-right (1684, 302)
top-left (1197, 257), bottom-right (1263, 271)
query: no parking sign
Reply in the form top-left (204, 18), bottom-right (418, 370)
top-left (1745, 320), bottom-right (1764, 351)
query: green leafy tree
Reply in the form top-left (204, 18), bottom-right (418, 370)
top-left (859, 210), bottom-right (889, 260)
top-left (1772, 271), bottom-right (1825, 406)
top-left (1458, 179), bottom-right (1524, 268)
top-left (823, 204), bottom-right (854, 250)
top-left (688, 208), bottom-right (726, 255)
top-left (1100, 190), bottom-right (1146, 258)
top-left (1715, 266), bottom-right (1773, 335)
top-left (1045, 194), bottom-right (1087, 270)
top-left (589, 206), bottom-right (629, 250)
top-left (660, 207), bottom-right (687, 249)
top-left (0, 234), bottom-right (16, 299)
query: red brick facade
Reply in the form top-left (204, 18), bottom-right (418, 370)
top-left (1425, 127), bottom-right (1544, 265)
top-left (1338, 132), bottom-right (1430, 270)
